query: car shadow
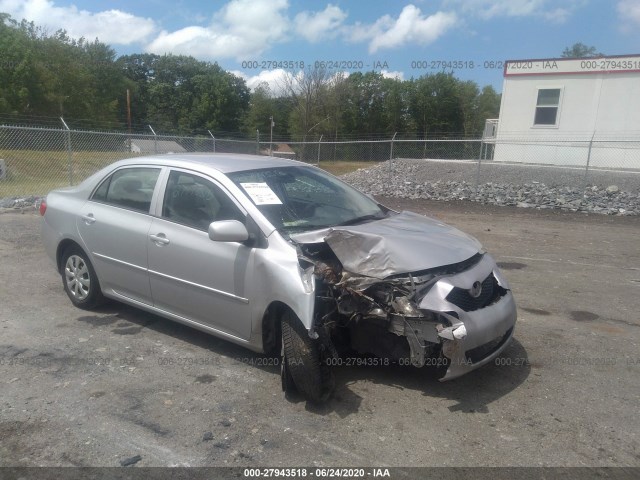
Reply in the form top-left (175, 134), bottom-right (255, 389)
top-left (312, 338), bottom-right (531, 417)
top-left (83, 302), bottom-right (277, 364)
top-left (80, 303), bottom-right (530, 418)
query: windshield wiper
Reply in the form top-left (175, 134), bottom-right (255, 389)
top-left (336, 213), bottom-right (387, 226)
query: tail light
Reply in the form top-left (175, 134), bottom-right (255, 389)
top-left (39, 199), bottom-right (47, 216)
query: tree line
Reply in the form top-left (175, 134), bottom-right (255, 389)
top-left (0, 13), bottom-right (504, 139)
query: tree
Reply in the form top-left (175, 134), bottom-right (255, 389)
top-left (457, 80), bottom-right (480, 137)
top-left (119, 53), bottom-right (249, 133)
top-left (243, 82), bottom-right (275, 135)
top-left (283, 66), bottom-right (331, 141)
top-left (0, 14), bottom-right (38, 114)
top-left (476, 86), bottom-right (501, 131)
top-left (0, 14), bottom-right (127, 125)
top-left (116, 53), bottom-right (161, 128)
top-left (561, 42), bottom-right (602, 58)
top-left (382, 77), bottom-right (414, 135)
top-left (409, 72), bottom-right (463, 137)
top-left (341, 71), bottom-right (388, 136)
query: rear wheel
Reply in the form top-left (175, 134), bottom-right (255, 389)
top-left (61, 245), bottom-right (104, 310)
top-left (281, 310), bottom-right (333, 403)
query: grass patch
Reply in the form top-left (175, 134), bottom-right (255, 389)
top-left (0, 150), bottom-right (140, 197)
top-left (319, 161), bottom-right (381, 176)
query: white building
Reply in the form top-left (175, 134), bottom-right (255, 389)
top-left (492, 54), bottom-right (640, 169)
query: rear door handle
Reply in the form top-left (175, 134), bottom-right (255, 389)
top-left (149, 233), bottom-right (170, 245)
top-left (81, 214), bottom-right (96, 225)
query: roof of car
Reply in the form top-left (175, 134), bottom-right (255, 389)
top-left (116, 153), bottom-right (308, 173)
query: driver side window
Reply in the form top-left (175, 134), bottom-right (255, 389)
top-left (162, 171), bottom-right (244, 231)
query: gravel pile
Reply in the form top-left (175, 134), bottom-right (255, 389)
top-left (0, 195), bottom-right (42, 213)
top-left (342, 160), bottom-right (640, 216)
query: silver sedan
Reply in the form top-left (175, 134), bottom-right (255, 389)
top-left (41, 154), bottom-right (517, 402)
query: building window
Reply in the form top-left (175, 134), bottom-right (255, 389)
top-left (534, 88), bottom-right (561, 126)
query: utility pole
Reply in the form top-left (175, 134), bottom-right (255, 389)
top-left (269, 115), bottom-right (274, 156)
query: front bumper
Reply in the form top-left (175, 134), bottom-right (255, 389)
top-left (417, 253), bottom-right (518, 380)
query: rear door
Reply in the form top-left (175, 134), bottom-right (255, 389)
top-left (147, 169), bottom-right (254, 340)
top-left (77, 166), bottom-right (162, 304)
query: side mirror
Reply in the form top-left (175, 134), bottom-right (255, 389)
top-left (208, 220), bottom-right (249, 243)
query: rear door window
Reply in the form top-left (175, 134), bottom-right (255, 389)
top-left (92, 167), bottom-right (161, 213)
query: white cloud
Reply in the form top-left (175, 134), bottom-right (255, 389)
top-left (381, 70), bottom-right (405, 80)
top-left (294, 4), bottom-right (348, 42)
top-left (543, 8), bottom-right (572, 24)
top-left (448, 0), bottom-right (544, 18)
top-left (444, 0), bottom-right (584, 22)
top-left (146, 0), bottom-right (289, 60)
top-left (0, 0), bottom-right (156, 44)
top-left (617, 0), bottom-right (640, 28)
top-left (348, 5), bottom-right (457, 53)
top-left (231, 69), bottom-right (293, 96)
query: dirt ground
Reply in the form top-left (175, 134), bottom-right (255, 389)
top-left (0, 200), bottom-right (638, 468)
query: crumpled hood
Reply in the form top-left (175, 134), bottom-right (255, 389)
top-left (292, 211), bottom-right (483, 279)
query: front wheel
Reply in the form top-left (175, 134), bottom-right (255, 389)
top-left (61, 245), bottom-right (104, 310)
top-left (281, 310), bottom-right (334, 403)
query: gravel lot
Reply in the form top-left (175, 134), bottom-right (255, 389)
top-left (0, 202), bottom-right (639, 471)
top-left (342, 159), bottom-right (640, 215)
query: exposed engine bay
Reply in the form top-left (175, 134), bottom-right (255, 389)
top-left (299, 242), bottom-right (484, 374)
top-left (290, 212), bottom-right (515, 380)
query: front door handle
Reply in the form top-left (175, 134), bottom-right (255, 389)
top-left (149, 233), bottom-right (170, 245)
top-left (81, 214), bottom-right (96, 225)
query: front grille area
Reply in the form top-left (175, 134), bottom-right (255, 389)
top-left (386, 253), bottom-right (484, 281)
top-left (465, 327), bottom-right (514, 364)
top-left (445, 273), bottom-right (505, 312)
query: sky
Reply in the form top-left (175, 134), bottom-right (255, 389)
top-left (1, 0), bottom-right (639, 93)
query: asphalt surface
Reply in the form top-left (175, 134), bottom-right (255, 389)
top-left (0, 200), bottom-right (639, 468)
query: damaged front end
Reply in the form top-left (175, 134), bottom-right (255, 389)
top-left (292, 212), bottom-right (517, 382)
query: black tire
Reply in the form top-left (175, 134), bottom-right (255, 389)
top-left (281, 310), bottom-right (334, 403)
top-left (281, 349), bottom-right (298, 399)
top-left (61, 245), bottom-right (105, 310)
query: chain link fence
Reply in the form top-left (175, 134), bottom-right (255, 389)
top-left (1, 123), bottom-right (639, 202)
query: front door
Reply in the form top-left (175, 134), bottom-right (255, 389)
top-left (147, 169), bottom-right (254, 340)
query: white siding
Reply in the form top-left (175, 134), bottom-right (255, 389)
top-left (494, 64), bottom-right (640, 168)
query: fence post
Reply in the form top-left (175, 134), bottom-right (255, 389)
top-left (584, 131), bottom-right (596, 187)
top-left (317, 134), bottom-right (323, 166)
top-left (208, 130), bottom-right (216, 153)
top-left (60, 117), bottom-right (73, 186)
top-left (475, 138), bottom-right (483, 194)
top-left (148, 125), bottom-right (157, 153)
top-left (388, 132), bottom-right (397, 176)
top-left (390, 132), bottom-right (397, 161)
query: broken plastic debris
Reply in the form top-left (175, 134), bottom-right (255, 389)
top-left (119, 455), bottom-right (142, 467)
top-left (437, 324), bottom-right (467, 341)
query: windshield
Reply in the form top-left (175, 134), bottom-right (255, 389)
top-left (228, 166), bottom-right (387, 234)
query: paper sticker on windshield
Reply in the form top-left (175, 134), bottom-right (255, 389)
top-left (240, 182), bottom-right (283, 205)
